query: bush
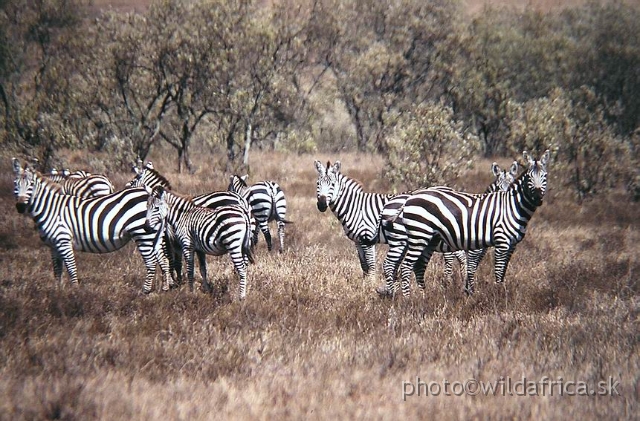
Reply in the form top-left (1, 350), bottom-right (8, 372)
top-left (382, 102), bottom-right (479, 190)
top-left (506, 88), bottom-right (635, 201)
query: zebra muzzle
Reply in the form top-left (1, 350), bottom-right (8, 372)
top-left (317, 197), bottom-right (328, 212)
top-left (15, 202), bottom-right (28, 214)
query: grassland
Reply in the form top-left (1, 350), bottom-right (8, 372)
top-left (0, 150), bottom-right (637, 420)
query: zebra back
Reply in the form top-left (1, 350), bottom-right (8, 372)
top-left (393, 150), bottom-right (549, 251)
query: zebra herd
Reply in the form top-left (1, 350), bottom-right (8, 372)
top-left (11, 158), bottom-right (288, 298)
top-left (314, 150), bottom-right (549, 297)
top-left (11, 149), bottom-right (548, 300)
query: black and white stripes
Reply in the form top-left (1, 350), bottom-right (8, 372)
top-left (12, 158), bottom-right (171, 293)
top-left (314, 160), bottom-right (466, 284)
top-left (229, 175), bottom-right (290, 253)
top-left (146, 186), bottom-right (254, 299)
top-left (381, 150), bottom-right (550, 296)
top-left (45, 168), bottom-right (114, 198)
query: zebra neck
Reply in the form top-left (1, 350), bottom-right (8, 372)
top-left (510, 176), bottom-right (539, 220)
top-left (165, 193), bottom-right (196, 224)
top-left (328, 176), bottom-right (365, 215)
top-left (29, 178), bottom-right (71, 218)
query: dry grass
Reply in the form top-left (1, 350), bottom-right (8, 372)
top-left (0, 149), bottom-right (638, 420)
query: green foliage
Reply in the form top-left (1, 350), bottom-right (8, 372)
top-left (383, 102), bottom-right (479, 190)
top-left (505, 88), bottom-right (635, 201)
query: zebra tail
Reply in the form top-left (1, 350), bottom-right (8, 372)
top-left (242, 214), bottom-right (256, 264)
top-left (381, 206), bottom-right (404, 227)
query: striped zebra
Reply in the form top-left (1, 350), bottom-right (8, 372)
top-left (44, 168), bottom-right (114, 198)
top-left (228, 175), bottom-right (290, 253)
top-left (145, 186), bottom-right (254, 299)
top-left (12, 158), bottom-right (172, 293)
top-left (381, 150), bottom-right (550, 296)
top-left (378, 160), bottom-right (519, 296)
top-left (314, 160), bottom-right (467, 285)
top-left (126, 160), bottom-right (255, 284)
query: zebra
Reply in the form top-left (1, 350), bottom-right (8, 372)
top-left (126, 160), bottom-right (255, 284)
top-left (375, 160), bottom-right (520, 296)
top-left (313, 160), bottom-right (467, 286)
top-left (228, 175), bottom-right (291, 253)
top-left (381, 150), bottom-right (550, 296)
top-left (145, 185), bottom-right (254, 299)
top-left (44, 168), bottom-right (114, 198)
top-left (11, 158), bottom-right (172, 293)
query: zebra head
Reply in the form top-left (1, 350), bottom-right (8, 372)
top-left (12, 158), bottom-right (36, 214)
top-left (314, 160), bottom-right (341, 212)
top-left (228, 175), bottom-right (249, 195)
top-left (491, 161), bottom-right (518, 192)
top-left (126, 161), bottom-right (168, 191)
top-left (522, 150), bottom-right (550, 206)
top-left (145, 185), bottom-right (169, 234)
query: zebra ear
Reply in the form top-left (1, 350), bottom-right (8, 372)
top-left (29, 157), bottom-right (40, 172)
top-left (540, 149), bottom-right (550, 168)
top-left (491, 162), bottom-right (501, 177)
top-left (241, 175), bottom-right (249, 183)
top-left (12, 158), bottom-right (22, 174)
top-left (332, 161), bottom-right (341, 173)
top-left (152, 185), bottom-right (165, 198)
top-left (509, 161), bottom-right (518, 176)
top-left (136, 157), bottom-right (143, 169)
top-left (145, 161), bottom-right (154, 170)
top-left (523, 151), bottom-right (535, 168)
top-left (314, 160), bottom-right (326, 176)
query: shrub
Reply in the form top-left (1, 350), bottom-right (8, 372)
top-left (382, 102), bottom-right (479, 190)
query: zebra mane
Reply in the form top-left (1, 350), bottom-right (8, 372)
top-left (157, 186), bottom-right (193, 202)
top-left (337, 172), bottom-right (365, 192)
top-left (145, 167), bottom-right (172, 190)
top-left (34, 171), bottom-right (65, 193)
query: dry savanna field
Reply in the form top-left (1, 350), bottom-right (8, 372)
top-left (0, 150), bottom-right (637, 420)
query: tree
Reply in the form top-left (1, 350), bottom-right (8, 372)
top-left (0, 0), bottom-right (84, 168)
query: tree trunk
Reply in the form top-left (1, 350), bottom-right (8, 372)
top-left (243, 121), bottom-right (252, 170)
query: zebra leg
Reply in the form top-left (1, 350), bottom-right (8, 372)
top-left (154, 237), bottom-right (174, 292)
top-left (57, 241), bottom-right (79, 285)
top-left (356, 242), bottom-right (377, 280)
top-left (229, 249), bottom-right (248, 300)
top-left (197, 251), bottom-right (211, 293)
top-left (400, 261), bottom-right (413, 297)
top-left (50, 250), bottom-right (64, 285)
top-left (442, 252), bottom-right (455, 288)
top-left (182, 245), bottom-right (196, 292)
top-left (168, 237), bottom-right (183, 286)
top-left (134, 238), bottom-right (160, 293)
top-left (380, 240), bottom-right (408, 297)
top-left (260, 222), bottom-right (273, 251)
top-left (405, 247), bottom-right (434, 297)
top-left (413, 254), bottom-right (427, 290)
top-left (494, 244), bottom-right (516, 285)
top-left (277, 220), bottom-right (285, 253)
top-left (465, 249), bottom-right (488, 295)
